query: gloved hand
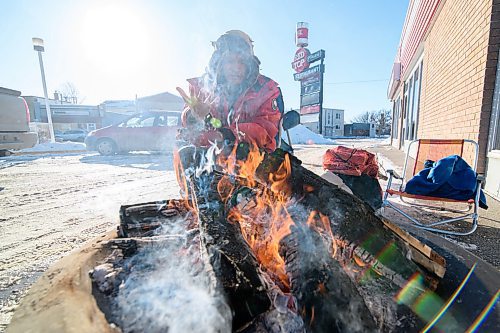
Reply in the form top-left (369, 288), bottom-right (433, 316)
top-left (176, 128), bottom-right (223, 147)
top-left (236, 141), bottom-right (250, 160)
top-left (219, 127), bottom-right (236, 145)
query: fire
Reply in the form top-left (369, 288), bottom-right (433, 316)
top-left (220, 145), bottom-right (295, 289)
top-left (175, 140), bottom-right (341, 291)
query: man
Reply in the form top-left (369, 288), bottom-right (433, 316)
top-left (176, 30), bottom-right (283, 152)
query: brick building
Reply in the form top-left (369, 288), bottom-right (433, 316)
top-left (387, 0), bottom-right (500, 199)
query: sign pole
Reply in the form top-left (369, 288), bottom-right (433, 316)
top-left (319, 56), bottom-right (324, 134)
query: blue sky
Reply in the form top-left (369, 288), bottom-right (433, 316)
top-left (0, 0), bottom-right (408, 121)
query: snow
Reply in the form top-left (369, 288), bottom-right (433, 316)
top-left (287, 124), bottom-right (335, 145)
top-left (444, 237), bottom-right (478, 251)
top-left (19, 142), bottom-right (86, 153)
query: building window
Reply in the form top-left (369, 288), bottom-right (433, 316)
top-left (403, 60), bottom-right (423, 141)
top-left (488, 49), bottom-right (500, 151)
top-left (392, 97), bottom-right (400, 139)
top-left (335, 125), bottom-right (340, 129)
top-left (336, 113), bottom-right (340, 119)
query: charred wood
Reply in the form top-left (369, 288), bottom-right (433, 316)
top-left (192, 172), bottom-right (272, 331)
top-left (118, 199), bottom-right (195, 238)
top-left (238, 308), bottom-right (305, 333)
top-left (279, 224), bottom-right (377, 333)
top-left (257, 150), bottom-right (441, 289)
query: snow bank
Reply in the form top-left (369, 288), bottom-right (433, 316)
top-left (287, 124), bottom-right (335, 145)
top-left (19, 142), bottom-right (86, 153)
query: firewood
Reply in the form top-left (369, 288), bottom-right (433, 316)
top-left (258, 150), bottom-right (442, 289)
top-left (279, 224), bottom-right (377, 333)
top-left (192, 172), bottom-right (272, 331)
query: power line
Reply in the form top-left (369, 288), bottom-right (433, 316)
top-left (323, 79), bottom-right (389, 85)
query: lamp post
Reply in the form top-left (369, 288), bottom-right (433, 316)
top-left (32, 37), bottom-right (55, 143)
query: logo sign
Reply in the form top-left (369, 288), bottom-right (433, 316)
top-left (294, 64), bottom-right (324, 81)
top-left (300, 104), bottom-right (320, 115)
top-left (297, 27), bottom-right (308, 38)
top-left (292, 47), bottom-right (310, 73)
top-left (307, 49), bottom-right (325, 64)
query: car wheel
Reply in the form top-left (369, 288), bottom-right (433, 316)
top-left (96, 138), bottom-right (116, 156)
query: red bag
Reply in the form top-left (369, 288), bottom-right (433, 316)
top-left (323, 146), bottom-right (379, 178)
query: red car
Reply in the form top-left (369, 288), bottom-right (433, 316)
top-left (85, 111), bottom-right (181, 155)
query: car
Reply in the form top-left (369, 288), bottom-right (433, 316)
top-left (85, 111), bottom-right (182, 155)
top-left (0, 87), bottom-right (38, 155)
top-left (55, 129), bottom-right (88, 142)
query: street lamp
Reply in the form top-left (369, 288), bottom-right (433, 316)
top-left (32, 37), bottom-right (55, 143)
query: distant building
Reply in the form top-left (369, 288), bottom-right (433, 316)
top-left (299, 108), bottom-right (344, 137)
top-left (101, 91), bottom-right (183, 126)
top-left (322, 108), bottom-right (344, 138)
top-left (344, 123), bottom-right (376, 137)
top-left (23, 95), bottom-right (102, 133)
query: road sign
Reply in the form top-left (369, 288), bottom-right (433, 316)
top-left (301, 73), bottom-right (321, 95)
top-left (301, 92), bottom-right (321, 107)
top-left (307, 49), bottom-right (325, 63)
top-left (293, 64), bottom-right (324, 81)
top-left (300, 104), bottom-right (321, 115)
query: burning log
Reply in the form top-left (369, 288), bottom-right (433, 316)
top-left (192, 172), bottom-right (272, 331)
top-left (279, 224), bottom-right (377, 332)
top-left (118, 199), bottom-right (195, 238)
top-left (256, 150), bottom-right (442, 289)
top-left (171, 146), bottom-right (444, 331)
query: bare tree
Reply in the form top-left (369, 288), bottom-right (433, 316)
top-left (352, 111), bottom-right (370, 123)
top-left (352, 109), bottom-right (392, 135)
top-left (59, 82), bottom-right (80, 104)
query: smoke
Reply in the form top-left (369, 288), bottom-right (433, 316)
top-left (113, 219), bottom-right (232, 333)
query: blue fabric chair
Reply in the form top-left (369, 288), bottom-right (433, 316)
top-left (382, 139), bottom-right (484, 236)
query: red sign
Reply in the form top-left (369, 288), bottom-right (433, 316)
top-left (297, 27), bottom-right (308, 39)
top-left (300, 104), bottom-right (320, 115)
top-left (292, 47), bottom-right (310, 73)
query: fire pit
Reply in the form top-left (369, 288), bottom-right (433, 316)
top-left (86, 148), bottom-right (446, 332)
top-left (8, 148), bottom-right (459, 333)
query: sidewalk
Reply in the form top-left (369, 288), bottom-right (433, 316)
top-left (367, 143), bottom-right (500, 269)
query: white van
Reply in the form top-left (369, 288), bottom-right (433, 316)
top-left (0, 87), bottom-right (38, 155)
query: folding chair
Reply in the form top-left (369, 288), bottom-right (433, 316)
top-left (382, 139), bottom-right (484, 236)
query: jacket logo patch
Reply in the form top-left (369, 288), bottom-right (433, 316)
top-left (272, 98), bottom-right (278, 110)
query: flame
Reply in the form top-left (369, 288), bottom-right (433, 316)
top-left (217, 175), bottom-right (235, 203)
top-left (174, 148), bottom-right (190, 203)
top-left (168, 140), bottom-right (344, 293)
top-left (310, 306), bottom-right (315, 326)
top-left (306, 211), bottom-right (338, 258)
top-left (217, 145), bottom-right (344, 290)
top-left (218, 144), bottom-right (296, 289)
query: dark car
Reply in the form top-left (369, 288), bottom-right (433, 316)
top-left (55, 129), bottom-right (88, 142)
top-left (85, 111), bottom-right (182, 155)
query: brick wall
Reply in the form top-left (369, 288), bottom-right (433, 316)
top-left (419, 0), bottom-right (494, 172)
